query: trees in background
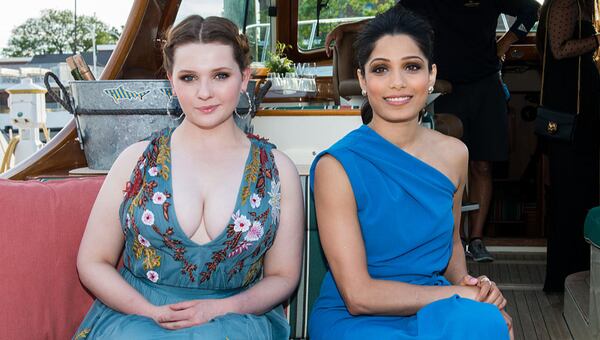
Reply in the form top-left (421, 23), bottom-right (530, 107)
top-left (3, 9), bottom-right (120, 57)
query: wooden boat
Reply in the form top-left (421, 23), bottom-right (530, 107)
top-left (1, 1), bottom-right (598, 338)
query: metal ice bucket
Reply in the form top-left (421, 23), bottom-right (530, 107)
top-left (70, 80), bottom-right (181, 170)
top-left (68, 79), bottom-right (264, 170)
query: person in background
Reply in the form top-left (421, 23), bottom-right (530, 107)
top-left (536, 0), bottom-right (600, 292)
top-left (73, 15), bottom-right (304, 339)
top-left (324, 0), bottom-right (540, 262)
top-left (309, 6), bottom-right (512, 339)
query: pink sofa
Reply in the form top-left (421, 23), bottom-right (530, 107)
top-left (0, 177), bottom-right (105, 340)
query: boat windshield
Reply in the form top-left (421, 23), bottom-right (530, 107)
top-left (296, 0), bottom-right (395, 52)
top-left (175, 0), bottom-right (273, 63)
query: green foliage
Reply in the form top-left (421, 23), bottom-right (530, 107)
top-left (264, 42), bottom-right (295, 74)
top-left (2, 9), bottom-right (120, 57)
top-left (297, 0), bottom-right (396, 50)
top-left (298, 0), bottom-right (396, 20)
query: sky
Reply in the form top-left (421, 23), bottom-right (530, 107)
top-left (0, 0), bottom-right (135, 53)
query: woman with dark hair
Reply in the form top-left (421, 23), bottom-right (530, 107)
top-left (72, 15), bottom-right (304, 339)
top-left (536, 0), bottom-right (600, 292)
top-left (308, 6), bottom-right (512, 339)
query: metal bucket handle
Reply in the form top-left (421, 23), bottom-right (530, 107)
top-left (252, 80), bottom-right (272, 118)
top-left (43, 71), bottom-right (84, 150)
top-left (43, 71), bottom-right (74, 114)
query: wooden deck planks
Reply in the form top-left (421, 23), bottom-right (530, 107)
top-left (515, 290), bottom-right (539, 339)
top-left (525, 290), bottom-right (551, 340)
top-left (536, 291), bottom-right (573, 340)
top-left (504, 290), bottom-right (525, 339)
top-left (466, 252), bottom-right (573, 339)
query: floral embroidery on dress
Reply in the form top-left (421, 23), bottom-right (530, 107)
top-left (250, 193), bottom-right (261, 208)
top-left (121, 130), bottom-right (181, 283)
top-left (245, 221), bottom-right (264, 242)
top-left (241, 145), bottom-right (260, 205)
top-left (148, 166), bottom-right (159, 177)
top-left (146, 270), bottom-right (159, 283)
top-left (121, 129), bottom-right (279, 287)
top-left (74, 328), bottom-right (91, 339)
top-left (232, 211), bottom-right (251, 232)
top-left (199, 135), bottom-right (279, 285)
top-left (268, 180), bottom-right (281, 222)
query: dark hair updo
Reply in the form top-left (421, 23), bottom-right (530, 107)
top-left (354, 5), bottom-right (434, 124)
top-left (162, 15), bottom-right (251, 75)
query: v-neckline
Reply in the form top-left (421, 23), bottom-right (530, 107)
top-left (165, 129), bottom-right (255, 247)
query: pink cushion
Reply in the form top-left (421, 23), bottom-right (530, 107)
top-left (0, 177), bottom-right (104, 340)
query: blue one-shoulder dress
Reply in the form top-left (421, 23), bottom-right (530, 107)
top-left (73, 128), bottom-right (289, 339)
top-left (308, 125), bottom-right (508, 339)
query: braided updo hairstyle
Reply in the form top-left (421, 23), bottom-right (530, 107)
top-left (162, 15), bottom-right (251, 74)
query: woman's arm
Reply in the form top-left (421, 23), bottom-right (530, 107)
top-left (76, 142), bottom-right (160, 319)
top-left (441, 138), bottom-right (507, 309)
top-left (442, 142), bottom-right (470, 285)
top-left (548, 0), bottom-right (600, 60)
top-left (157, 150), bottom-right (305, 329)
top-left (311, 154), bottom-right (480, 317)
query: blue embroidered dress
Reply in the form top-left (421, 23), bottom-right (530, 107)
top-left (74, 128), bottom-right (288, 339)
top-left (308, 125), bottom-right (508, 340)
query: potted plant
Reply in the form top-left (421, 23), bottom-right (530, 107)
top-left (265, 42), bottom-right (294, 75)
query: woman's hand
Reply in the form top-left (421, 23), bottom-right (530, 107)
top-left (460, 274), bottom-right (507, 310)
top-left (454, 285), bottom-right (481, 301)
top-left (151, 299), bottom-right (223, 330)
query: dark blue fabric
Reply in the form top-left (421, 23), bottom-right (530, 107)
top-left (308, 125), bottom-right (508, 339)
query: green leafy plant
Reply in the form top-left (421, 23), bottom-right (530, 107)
top-left (264, 41), bottom-right (295, 74)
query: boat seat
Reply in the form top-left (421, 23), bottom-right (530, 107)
top-left (564, 206), bottom-right (600, 340)
top-left (0, 177), bottom-right (104, 340)
top-left (433, 113), bottom-right (463, 139)
top-left (332, 31), bottom-right (360, 105)
top-left (433, 79), bottom-right (452, 95)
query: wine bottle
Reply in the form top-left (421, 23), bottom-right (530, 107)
top-left (73, 54), bottom-right (96, 80)
top-left (66, 56), bottom-right (83, 80)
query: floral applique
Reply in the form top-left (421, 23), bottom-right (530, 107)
top-left (241, 145), bottom-right (260, 205)
top-left (199, 139), bottom-right (280, 284)
top-left (151, 225), bottom-right (198, 282)
top-left (201, 205), bottom-right (270, 283)
top-left (246, 133), bottom-right (270, 143)
top-left (155, 134), bottom-right (171, 180)
top-left (245, 221), bottom-right (264, 242)
top-left (250, 193), bottom-right (261, 208)
top-left (268, 180), bottom-right (281, 222)
top-left (74, 328), bottom-right (91, 339)
top-left (242, 256), bottom-right (264, 287)
top-left (122, 129), bottom-right (178, 283)
top-left (132, 232), bottom-right (161, 281)
top-left (146, 270), bottom-right (159, 283)
top-left (123, 157), bottom-right (144, 200)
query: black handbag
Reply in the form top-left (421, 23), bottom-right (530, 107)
top-left (535, 0), bottom-right (582, 142)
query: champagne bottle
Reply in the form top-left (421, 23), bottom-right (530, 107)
top-left (66, 56), bottom-right (83, 80)
top-left (73, 54), bottom-right (96, 80)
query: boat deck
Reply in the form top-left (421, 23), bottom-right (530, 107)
top-left (467, 252), bottom-right (573, 339)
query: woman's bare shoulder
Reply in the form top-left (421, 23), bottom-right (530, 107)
top-left (419, 130), bottom-right (466, 189)
top-left (106, 141), bottom-right (151, 181)
top-left (421, 128), bottom-right (468, 171)
top-left (272, 149), bottom-right (300, 179)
